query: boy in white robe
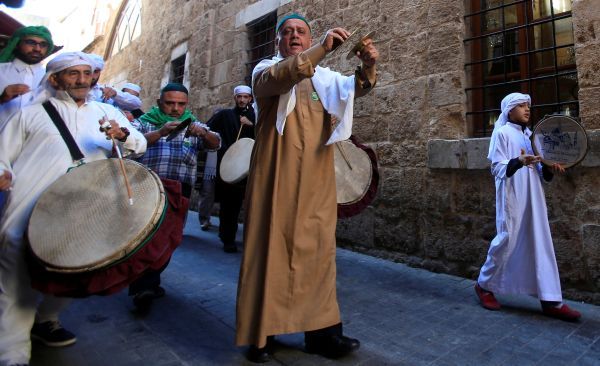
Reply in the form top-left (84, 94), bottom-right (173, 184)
top-left (475, 92), bottom-right (581, 322)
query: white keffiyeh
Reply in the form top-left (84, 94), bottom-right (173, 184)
top-left (33, 51), bottom-right (94, 104)
top-left (252, 55), bottom-right (356, 145)
top-left (487, 92), bottom-right (531, 161)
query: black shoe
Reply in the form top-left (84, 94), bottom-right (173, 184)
top-left (223, 243), bottom-right (237, 253)
top-left (305, 334), bottom-right (360, 359)
top-left (246, 336), bottom-right (275, 363)
top-left (246, 345), bottom-right (270, 363)
top-left (133, 286), bottom-right (166, 311)
top-left (31, 320), bottom-right (77, 347)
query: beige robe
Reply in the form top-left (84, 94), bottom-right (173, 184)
top-left (235, 50), bottom-right (375, 347)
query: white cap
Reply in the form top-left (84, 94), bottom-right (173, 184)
top-left (86, 53), bottom-right (105, 71)
top-left (122, 82), bottom-right (141, 93)
top-left (234, 85), bottom-right (251, 96)
top-left (46, 51), bottom-right (93, 74)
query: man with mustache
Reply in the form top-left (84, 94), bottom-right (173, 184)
top-left (236, 13), bottom-right (378, 362)
top-left (0, 52), bottom-right (146, 366)
top-left (0, 25), bottom-right (54, 125)
top-left (128, 83), bottom-right (220, 312)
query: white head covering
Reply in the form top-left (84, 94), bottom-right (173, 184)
top-left (233, 85), bottom-right (251, 96)
top-left (33, 51), bottom-right (93, 102)
top-left (122, 82), bottom-right (141, 93)
top-left (487, 92), bottom-right (531, 160)
top-left (87, 53), bottom-right (105, 71)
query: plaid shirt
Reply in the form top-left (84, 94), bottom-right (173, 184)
top-left (132, 119), bottom-right (216, 186)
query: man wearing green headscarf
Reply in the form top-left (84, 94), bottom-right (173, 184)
top-left (128, 83), bottom-right (221, 312)
top-left (236, 12), bottom-right (378, 363)
top-left (0, 25), bottom-right (54, 124)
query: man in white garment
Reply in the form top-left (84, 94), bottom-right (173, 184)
top-left (120, 82), bottom-right (145, 120)
top-left (475, 92), bottom-right (581, 322)
top-left (0, 25), bottom-right (55, 223)
top-left (0, 52), bottom-right (146, 366)
top-left (0, 25), bottom-right (54, 124)
top-left (86, 53), bottom-right (143, 112)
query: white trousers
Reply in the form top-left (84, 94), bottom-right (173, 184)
top-left (0, 238), bottom-right (71, 366)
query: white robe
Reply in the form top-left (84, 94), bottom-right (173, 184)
top-left (89, 84), bottom-right (142, 111)
top-left (478, 122), bottom-right (562, 301)
top-left (0, 59), bottom-right (46, 125)
top-left (0, 92), bottom-right (146, 365)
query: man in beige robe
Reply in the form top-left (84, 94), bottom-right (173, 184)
top-left (236, 13), bottom-right (378, 363)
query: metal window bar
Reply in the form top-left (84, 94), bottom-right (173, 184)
top-left (245, 12), bottom-right (277, 85)
top-left (170, 55), bottom-right (186, 84)
top-left (464, 0), bottom-right (578, 136)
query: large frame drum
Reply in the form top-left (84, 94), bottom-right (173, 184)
top-left (27, 159), bottom-right (188, 297)
top-left (220, 137), bottom-right (254, 184)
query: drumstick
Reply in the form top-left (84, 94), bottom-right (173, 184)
top-left (236, 123), bottom-right (244, 142)
top-left (102, 117), bottom-right (134, 205)
top-left (112, 137), bottom-right (134, 205)
top-left (336, 142), bottom-right (353, 170)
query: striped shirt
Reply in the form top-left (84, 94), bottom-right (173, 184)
top-left (132, 119), bottom-right (216, 186)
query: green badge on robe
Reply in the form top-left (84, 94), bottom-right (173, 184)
top-left (311, 92), bottom-right (319, 101)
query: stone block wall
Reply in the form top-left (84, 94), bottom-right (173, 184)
top-left (92, 0), bottom-right (600, 303)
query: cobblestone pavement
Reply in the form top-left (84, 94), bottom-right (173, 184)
top-left (32, 213), bottom-right (600, 365)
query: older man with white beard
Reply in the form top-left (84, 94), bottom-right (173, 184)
top-left (0, 52), bottom-right (146, 366)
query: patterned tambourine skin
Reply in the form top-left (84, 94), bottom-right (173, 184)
top-left (531, 115), bottom-right (589, 169)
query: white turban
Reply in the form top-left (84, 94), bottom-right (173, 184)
top-left (122, 82), bottom-right (141, 93)
top-left (487, 92), bottom-right (531, 161)
top-left (87, 53), bottom-right (105, 71)
top-left (46, 51), bottom-right (93, 74)
top-left (32, 52), bottom-right (93, 103)
top-left (234, 85), bottom-right (251, 96)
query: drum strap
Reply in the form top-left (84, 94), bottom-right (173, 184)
top-left (42, 101), bottom-right (85, 163)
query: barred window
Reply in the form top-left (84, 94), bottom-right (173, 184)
top-left (109, 0), bottom-right (142, 57)
top-left (245, 12), bottom-right (277, 86)
top-left (170, 54), bottom-right (186, 84)
top-left (464, 0), bottom-right (578, 137)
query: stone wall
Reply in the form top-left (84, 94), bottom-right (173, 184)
top-left (92, 0), bottom-right (600, 303)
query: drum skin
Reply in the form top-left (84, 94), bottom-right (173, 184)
top-left (335, 136), bottom-right (379, 219)
top-left (531, 115), bottom-right (588, 168)
top-left (26, 160), bottom-right (189, 297)
top-left (220, 137), bottom-right (254, 184)
top-left (28, 159), bottom-right (165, 272)
top-left (334, 140), bottom-right (372, 205)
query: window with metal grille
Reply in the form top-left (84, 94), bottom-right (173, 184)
top-left (245, 12), bottom-right (277, 86)
top-left (109, 0), bottom-right (142, 57)
top-left (170, 54), bottom-right (186, 84)
top-left (464, 0), bottom-right (578, 137)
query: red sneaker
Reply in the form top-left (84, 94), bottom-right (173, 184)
top-left (474, 283), bottom-right (501, 310)
top-left (542, 304), bottom-right (581, 322)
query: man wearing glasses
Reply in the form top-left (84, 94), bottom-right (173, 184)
top-left (0, 25), bottom-right (54, 125)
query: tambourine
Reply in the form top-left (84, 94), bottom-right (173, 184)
top-left (531, 115), bottom-right (588, 168)
top-left (334, 136), bottom-right (379, 218)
